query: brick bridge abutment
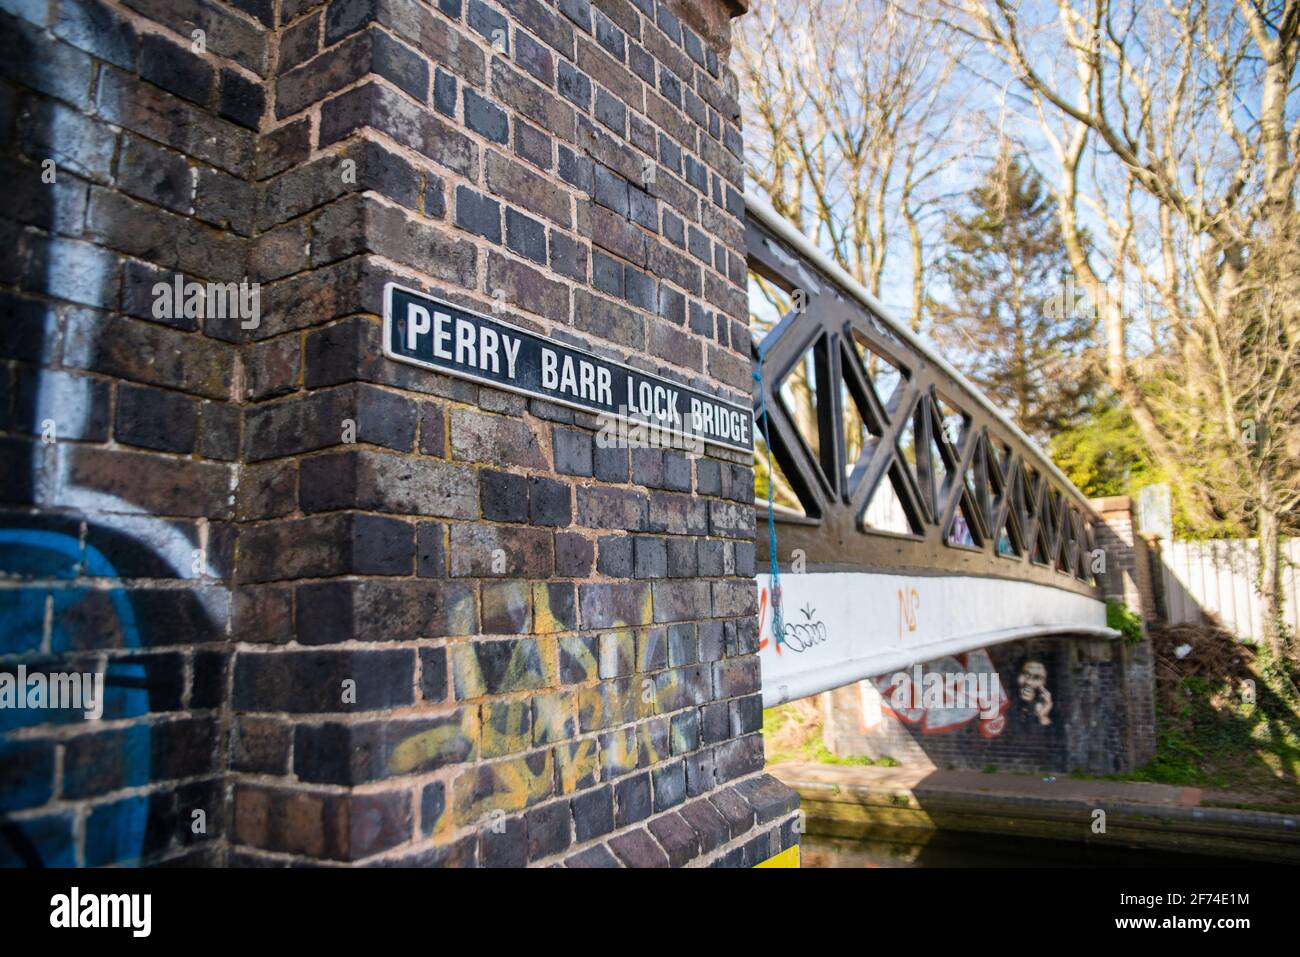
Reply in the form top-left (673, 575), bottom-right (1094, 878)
top-left (824, 498), bottom-right (1158, 776)
top-left (0, 0), bottom-right (799, 868)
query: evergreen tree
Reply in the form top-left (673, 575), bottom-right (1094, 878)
top-left (927, 152), bottom-right (1100, 442)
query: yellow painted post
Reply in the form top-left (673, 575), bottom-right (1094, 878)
top-left (755, 845), bottom-right (801, 868)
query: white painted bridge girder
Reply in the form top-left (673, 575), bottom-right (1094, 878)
top-left (756, 571), bottom-right (1117, 708)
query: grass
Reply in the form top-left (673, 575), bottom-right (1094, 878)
top-left (1107, 599), bottom-right (1145, 643)
top-left (1110, 633), bottom-right (1300, 802)
top-left (762, 699), bottom-right (899, 768)
top-left (1066, 624), bottom-right (1300, 806)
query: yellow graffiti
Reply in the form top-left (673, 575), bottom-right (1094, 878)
top-left (557, 739), bottom-right (598, 793)
top-left (531, 583), bottom-right (565, 634)
top-left (601, 728), bottom-right (637, 772)
top-left (452, 752), bottom-right (554, 824)
top-left (532, 690), bottom-right (573, 745)
top-left (480, 699), bottom-right (532, 758)
top-left (388, 712), bottom-right (477, 775)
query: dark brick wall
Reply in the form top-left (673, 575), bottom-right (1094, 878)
top-left (0, 0), bottom-right (262, 867)
top-left (2, 0), bottom-right (796, 867)
top-left (825, 636), bottom-right (1148, 775)
top-left (824, 501), bottom-right (1156, 776)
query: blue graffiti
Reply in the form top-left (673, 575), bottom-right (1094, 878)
top-left (1, 527), bottom-right (151, 867)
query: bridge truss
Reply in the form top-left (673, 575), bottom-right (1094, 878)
top-left (744, 193), bottom-right (1117, 706)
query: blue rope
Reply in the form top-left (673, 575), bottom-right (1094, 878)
top-left (753, 345), bottom-right (784, 649)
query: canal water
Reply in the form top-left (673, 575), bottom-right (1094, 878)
top-left (803, 832), bottom-right (1249, 867)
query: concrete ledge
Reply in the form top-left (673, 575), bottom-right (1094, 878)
top-left (772, 763), bottom-right (1300, 864)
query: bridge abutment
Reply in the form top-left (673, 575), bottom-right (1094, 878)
top-left (1090, 495), bottom-right (1165, 628)
top-left (1089, 495), bottom-right (1158, 770)
top-left (821, 497), bottom-right (1158, 775)
top-left (227, 0), bottom-right (794, 870)
top-left (822, 632), bottom-right (1150, 775)
top-left (1, 0), bottom-right (799, 868)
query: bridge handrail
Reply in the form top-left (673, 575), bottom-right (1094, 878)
top-left (744, 190), bottom-right (1099, 521)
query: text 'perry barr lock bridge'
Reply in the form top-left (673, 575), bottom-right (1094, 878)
top-left (385, 284), bottom-right (755, 453)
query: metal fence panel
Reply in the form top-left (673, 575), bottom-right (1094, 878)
top-left (1161, 539), bottom-right (1299, 640)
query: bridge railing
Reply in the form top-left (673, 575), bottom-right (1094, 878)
top-left (745, 192), bottom-right (1103, 599)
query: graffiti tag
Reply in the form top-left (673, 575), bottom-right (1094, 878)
top-left (758, 589), bottom-right (829, 654)
top-left (897, 586), bottom-right (919, 640)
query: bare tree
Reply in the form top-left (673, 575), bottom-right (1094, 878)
top-left (928, 0), bottom-right (1300, 658)
top-left (735, 0), bottom-right (973, 324)
top-left (738, 0), bottom-right (979, 527)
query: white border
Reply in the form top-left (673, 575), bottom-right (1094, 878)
top-left (381, 281), bottom-right (755, 454)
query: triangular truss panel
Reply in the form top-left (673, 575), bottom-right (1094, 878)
top-left (744, 217), bottom-right (1106, 600)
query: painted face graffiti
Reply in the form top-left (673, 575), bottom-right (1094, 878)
top-left (1016, 660), bottom-right (1054, 726)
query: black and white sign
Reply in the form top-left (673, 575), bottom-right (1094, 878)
top-left (382, 283), bottom-right (754, 452)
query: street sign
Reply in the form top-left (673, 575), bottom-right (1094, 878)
top-left (382, 283), bottom-right (754, 453)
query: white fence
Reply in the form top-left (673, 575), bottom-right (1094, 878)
top-left (1160, 538), bottom-right (1300, 641)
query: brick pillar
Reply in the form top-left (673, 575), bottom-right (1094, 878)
top-left (1090, 495), bottom-right (1161, 623)
top-left (1088, 496), bottom-right (1157, 768)
top-left (226, 0), bottom-right (797, 867)
top-left (2, 0), bottom-right (797, 868)
top-left (1140, 531), bottom-right (1168, 624)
